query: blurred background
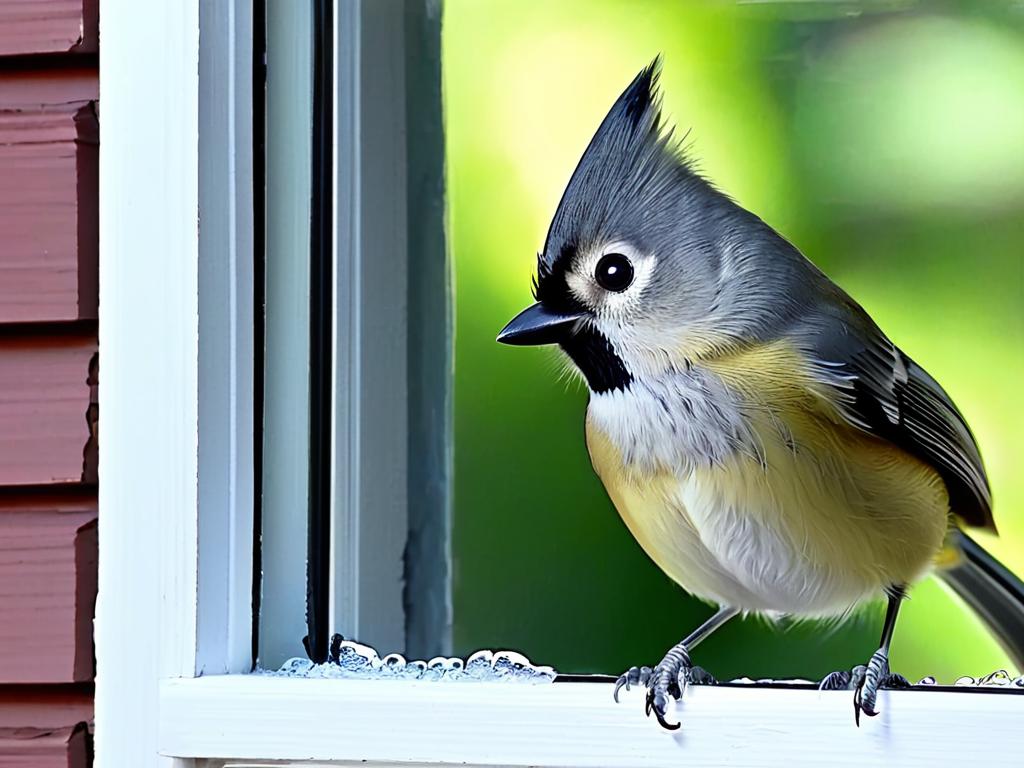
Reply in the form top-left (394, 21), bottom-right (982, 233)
top-left (444, 0), bottom-right (1024, 682)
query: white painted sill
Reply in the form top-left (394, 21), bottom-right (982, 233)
top-left (159, 675), bottom-right (1023, 767)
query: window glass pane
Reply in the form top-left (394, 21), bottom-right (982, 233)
top-left (445, 0), bottom-right (1022, 680)
top-left (260, 0), bottom-right (314, 669)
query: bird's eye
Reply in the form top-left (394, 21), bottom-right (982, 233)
top-left (594, 252), bottom-right (634, 292)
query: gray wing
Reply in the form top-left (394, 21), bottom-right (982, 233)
top-left (796, 300), bottom-right (994, 531)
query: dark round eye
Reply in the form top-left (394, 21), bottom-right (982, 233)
top-left (594, 252), bottom-right (634, 292)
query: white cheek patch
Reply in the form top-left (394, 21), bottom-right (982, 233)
top-left (565, 242), bottom-right (656, 320)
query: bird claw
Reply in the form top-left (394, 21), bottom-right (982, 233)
top-left (613, 665), bottom-right (652, 703)
top-left (820, 652), bottom-right (909, 725)
top-left (646, 686), bottom-right (679, 730)
top-left (818, 668), bottom-right (854, 691)
top-left (614, 648), bottom-right (705, 731)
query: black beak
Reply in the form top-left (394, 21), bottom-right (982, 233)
top-left (497, 302), bottom-right (586, 346)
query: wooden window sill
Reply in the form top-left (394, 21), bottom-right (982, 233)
top-left (159, 674), bottom-right (1023, 766)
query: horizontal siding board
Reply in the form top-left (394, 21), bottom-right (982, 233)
top-left (0, 0), bottom-right (97, 56)
top-left (0, 336), bottom-right (95, 486)
top-left (0, 724), bottom-right (88, 767)
top-left (0, 505), bottom-right (97, 683)
top-left (0, 686), bottom-right (93, 728)
top-left (0, 68), bottom-right (96, 104)
top-left (72, 516), bottom-right (96, 680)
top-left (74, 104), bottom-right (98, 320)
top-left (0, 688), bottom-right (92, 766)
top-left (0, 69), bottom-right (98, 322)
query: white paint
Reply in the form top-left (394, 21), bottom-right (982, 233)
top-left (96, 1), bottom-right (201, 766)
top-left (161, 676), bottom-right (1024, 766)
top-left (197, 0), bottom-right (256, 676)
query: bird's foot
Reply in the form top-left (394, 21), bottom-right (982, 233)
top-left (819, 651), bottom-right (910, 725)
top-left (613, 664), bottom-right (653, 702)
top-left (614, 644), bottom-right (712, 730)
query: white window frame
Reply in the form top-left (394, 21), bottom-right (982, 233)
top-left (95, 1), bottom-right (1023, 766)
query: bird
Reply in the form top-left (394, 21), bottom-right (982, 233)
top-left (497, 58), bottom-right (1024, 729)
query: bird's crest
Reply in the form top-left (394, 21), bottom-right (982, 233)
top-left (536, 56), bottom-right (700, 296)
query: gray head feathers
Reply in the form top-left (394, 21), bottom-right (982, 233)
top-left (536, 57), bottom-right (714, 305)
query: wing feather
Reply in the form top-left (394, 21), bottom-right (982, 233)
top-left (799, 306), bottom-right (994, 531)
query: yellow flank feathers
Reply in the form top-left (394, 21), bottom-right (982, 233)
top-left (586, 340), bottom-right (951, 617)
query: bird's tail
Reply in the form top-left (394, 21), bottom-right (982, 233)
top-left (936, 529), bottom-right (1024, 670)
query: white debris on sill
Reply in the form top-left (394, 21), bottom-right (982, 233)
top-left (715, 669), bottom-right (1024, 689)
top-left (260, 637), bottom-right (556, 683)
top-left (261, 636), bottom-right (1023, 690)
top-left (949, 670), bottom-right (1024, 688)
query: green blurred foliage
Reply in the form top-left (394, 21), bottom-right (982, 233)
top-left (444, 0), bottom-right (1023, 681)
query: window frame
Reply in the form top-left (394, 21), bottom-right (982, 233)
top-left (96, 1), bottom-right (205, 766)
top-left (95, 1), bottom-right (1022, 766)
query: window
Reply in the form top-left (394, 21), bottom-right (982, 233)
top-left (256, 0), bottom-right (450, 668)
top-left (96, 1), bottom-right (1023, 765)
top-left (444, 0), bottom-right (1024, 683)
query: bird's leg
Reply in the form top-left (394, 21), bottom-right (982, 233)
top-left (614, 606), bottom-right (739, 730)
top-left (819, 585), bottom-right (911, 725)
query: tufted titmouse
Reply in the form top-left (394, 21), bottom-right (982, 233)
top-left (498, 59), bottom-right (1024, 729)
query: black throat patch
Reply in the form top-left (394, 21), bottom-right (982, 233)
top-left (560, 326), bottom-right (633, 394)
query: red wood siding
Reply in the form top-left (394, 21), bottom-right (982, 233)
top-left (0, 724), bottom-right (88, 767)
top-left (0, 69), bottom-right (97, 323)
top-left (0, 688), bottom-right (92, 730)
top-left (0, 336), bottom-right (96, 486)
top-left (0, 17), bottom-right (98, 765)
top-left (0, 686), bottom-right (93, 766)
top-left (0, 1), bottom-right (97, 56)
top-left (0, 501), bottom-right (96, 683)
